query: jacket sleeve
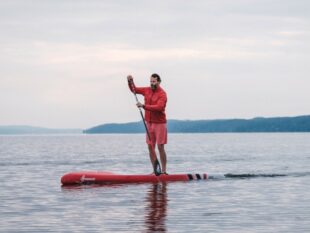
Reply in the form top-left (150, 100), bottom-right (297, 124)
top-left (128, 81), bottom-right (147, 95)
top-left (144, 92), bottom-right (167, 112)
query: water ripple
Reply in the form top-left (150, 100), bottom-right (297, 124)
top-left (1, 134), bottom-right (310, 232)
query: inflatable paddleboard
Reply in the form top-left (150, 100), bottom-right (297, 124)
top-left (61, 171), bottom-right (208, 185)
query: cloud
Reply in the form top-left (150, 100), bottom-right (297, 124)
top-left (0, 0), bottom-right (309, 127)
top-left (3, 38), bottom-right (273, 68)
top-left (277, 30), bottom-right (309, 37)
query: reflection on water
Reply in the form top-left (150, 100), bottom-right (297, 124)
top-left (61, 183), bottom-right (168, 232)
top-left (144, 183), bottom-right (168, 233)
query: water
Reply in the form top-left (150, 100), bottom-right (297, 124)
top-left (1, 133), bottom-right (309, 232)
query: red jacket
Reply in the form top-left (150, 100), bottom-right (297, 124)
top-left (128, 82), bottom-right (167, 123)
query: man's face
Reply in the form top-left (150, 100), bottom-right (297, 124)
top-left (150, 77), bottom-right (159, 90)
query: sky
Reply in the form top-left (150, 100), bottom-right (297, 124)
top-left (0, 0), bottom-right (309, 129)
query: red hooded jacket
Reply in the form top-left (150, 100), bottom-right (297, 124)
top-left (128, 82), bottom-right (167, 123)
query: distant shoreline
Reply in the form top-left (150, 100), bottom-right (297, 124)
top-left (1, 115), bottom-right (310, 135)
top-left (0, 126), bottom-right (82, 135)
top-left (84, 115), bottom-right (310, 134)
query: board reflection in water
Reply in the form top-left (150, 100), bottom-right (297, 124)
top-left (144, 183), bottom-right (168, 232)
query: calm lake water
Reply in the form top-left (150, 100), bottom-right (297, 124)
top-left (1, 133), bottom-right (309, 232)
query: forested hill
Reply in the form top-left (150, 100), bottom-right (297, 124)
top-left (84, 115), bottom-right (310, 133)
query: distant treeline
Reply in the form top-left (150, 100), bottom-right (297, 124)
top-left (83, 115), bottom-right (310, 134)
top-left (0, 126), bottom-right (82, 135)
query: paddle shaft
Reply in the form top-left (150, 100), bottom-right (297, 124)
top-left (130, 81), bottom-right (151, 141)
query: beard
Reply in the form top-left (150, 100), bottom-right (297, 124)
top-left (151, 84), bottom-right (157, 90)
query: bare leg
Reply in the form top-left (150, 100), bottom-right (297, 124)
top-left (157, 144), bottom-right (167, 173)
top-left (148, 144), bottom-right (158, 170)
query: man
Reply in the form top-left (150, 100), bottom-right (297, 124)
top-left (127, 73), bottom-right (168, 175)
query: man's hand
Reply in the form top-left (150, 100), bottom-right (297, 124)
top-left (136, 102), bottom-right (144, 108)
top-left (127, 75), bottom-right (133, 82)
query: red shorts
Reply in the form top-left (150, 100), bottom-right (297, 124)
top-left (146, 122), bottom-right (167, 145)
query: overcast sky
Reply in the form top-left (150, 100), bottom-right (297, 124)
top-left (0, 0), bottom-right (309, 128)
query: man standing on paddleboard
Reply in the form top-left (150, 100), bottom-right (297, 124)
top-left (127, 74), bottom-right (168, 176)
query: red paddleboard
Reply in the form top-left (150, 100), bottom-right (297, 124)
top-left (61, 171), bottom-right (208, 185)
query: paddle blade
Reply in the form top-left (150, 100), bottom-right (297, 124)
top-left (154, 159), bottom-right (162, 176)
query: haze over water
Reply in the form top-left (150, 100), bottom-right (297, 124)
top-left (1, 133), bottom-right (309, 232)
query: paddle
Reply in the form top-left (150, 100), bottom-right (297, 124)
top-left (128, 79), bottom-right (162, 176)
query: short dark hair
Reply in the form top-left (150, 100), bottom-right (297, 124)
top-left (151, 73), bottom-right (161, 82)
